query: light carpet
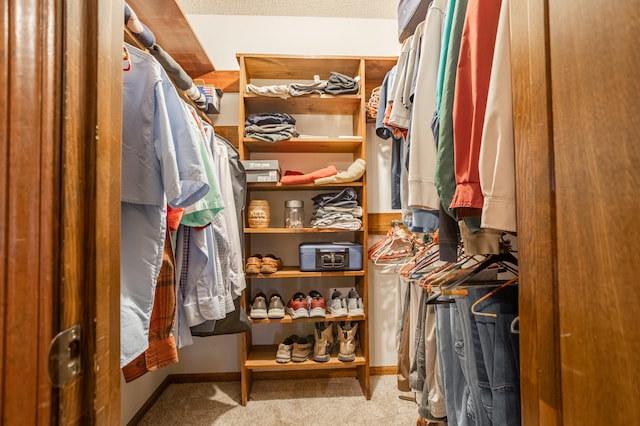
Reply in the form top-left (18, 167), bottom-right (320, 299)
top-left (138, 375), bottom-right (422, 425)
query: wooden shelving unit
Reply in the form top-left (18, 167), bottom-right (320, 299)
top-left (238, 53), bottom-right (372, 405)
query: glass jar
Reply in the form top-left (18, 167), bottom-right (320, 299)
top-left (284, 200), bottom-right (304, 229)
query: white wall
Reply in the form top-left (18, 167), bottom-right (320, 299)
top-left (122, 14), bottom-right (400, 424)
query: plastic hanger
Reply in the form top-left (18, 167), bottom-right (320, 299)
top-left (370, 223), bottom-right (415, 265)
top-left (123, 44), bottom-right (131, 71)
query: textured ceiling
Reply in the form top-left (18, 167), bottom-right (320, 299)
top-left (178, 0), bottom-right (398, 19)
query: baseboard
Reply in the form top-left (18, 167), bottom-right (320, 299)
top-left (371, 365), bottom-right (397, 376)
top-left (128, 366), bottom-right (397, 423)
top-left (170, 371), bottom-right (241, 383)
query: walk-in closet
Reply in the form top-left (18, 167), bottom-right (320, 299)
top-left (2, 1), bottom-right (639, 425)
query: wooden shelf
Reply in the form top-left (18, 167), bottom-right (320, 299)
top-left (238, 53), bottom-right (381, 406)
top-left (242, 138), bottom-right (363, 153)
top-left (239, 54), bottom-right (362, 80)
top-left (245, 345), bottom-right (366, 370)
top-left (244, 227), bottom-right (363, 234)
top-left (250, 314), bottom-right (366, 324)
top-left (247, 182), bottom-right (364, 190)
top-left (244, 266), bottom-right (365, 279)
top-left (244, 94), bottom-right (362, 115)
top-left (126, 0), bottom-right (215, 77)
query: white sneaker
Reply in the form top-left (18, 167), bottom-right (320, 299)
top-left (347, 288), bottom-right (364, 316)
top-left (276, 335), bottom-right (298, 363)
top-left (329, 290), bottom-right (348, 318)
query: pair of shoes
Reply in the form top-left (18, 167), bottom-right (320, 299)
top-left (330, 289), bottom-right (364, 317)
top-left (285, 290), bottom-right (326, 319)
top-left (250, 293), bottom-right (285, 319)
top-left (244, 254), bottom-right (283, 274)
top-left (275, 334), bottom-right (315, 363)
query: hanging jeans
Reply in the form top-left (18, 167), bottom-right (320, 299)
top-left (467, 286), bottom-right (520, 426)
top-left (414, 290), bottom-right (447, 420)
top-left (436, 303), bottom-right (468, 426)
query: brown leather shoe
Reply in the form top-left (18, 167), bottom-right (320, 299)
top-left (245, 254), bottom-right (262, 274)
top-left (260, 254), bottom-right (282, 274)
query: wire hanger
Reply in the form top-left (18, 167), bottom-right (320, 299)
top-left (470, 276), bottom-right (519, 317)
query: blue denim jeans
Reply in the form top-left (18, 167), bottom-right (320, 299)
top-left (391, 136), bottom-right (402, 209)
top-left (436, 304), bottom-right (468, 426)
top-left (468, 287), bottom-right (520, 426)
top-left (454, 295), bottom-right (491, 426)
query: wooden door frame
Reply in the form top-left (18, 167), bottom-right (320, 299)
top-left (1, 0), bottom-right (122, 423)
top-left (510, 0), bottom-right (562, 424)
top-left (1, 0), bottom-right (60, 422)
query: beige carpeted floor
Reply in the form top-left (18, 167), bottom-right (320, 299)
top-left (138, 374), bottom-right (423, 426)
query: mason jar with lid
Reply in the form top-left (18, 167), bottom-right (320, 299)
top-left (284, 200), bottom-right (305, 229)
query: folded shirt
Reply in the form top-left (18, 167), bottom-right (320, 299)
top-left (312, 187), bottom-right (359, 208)
top-left (310, 213), bottom-right (362, 230)
top-left (245, 112), bottom-right (296, 127)
top-left (313, 205), bottom-right (363, 218)
top-left (246, 84), bottom-right (291, 99)
top-left (280, 166), bottom-right (338, 185)
top-left (324, 71), bottom-right (359, 95)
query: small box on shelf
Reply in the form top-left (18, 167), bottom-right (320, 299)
top-left (242, 159), bottom-right (281, 183)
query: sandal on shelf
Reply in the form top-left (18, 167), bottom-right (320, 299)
top-left (260, 254), bottom-right (283, 274)
top-left (245, 254), bottom-right (262, 274)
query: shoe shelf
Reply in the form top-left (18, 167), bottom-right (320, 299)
top-left (242, 138), bottom-right (363, 154)
top-left (245, 345), bottom-right (366, 370)
top-left (238, 53), bottom-right (375, 406)
top-left (244, 267), bottom-right (364, 279)
top-left (250, 313), bottom-right (366, 324)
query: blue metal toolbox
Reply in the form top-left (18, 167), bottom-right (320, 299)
top-left (299, 242), bottom-right (363, 272)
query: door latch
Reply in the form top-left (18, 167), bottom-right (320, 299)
top-left (48, 324), bottom-right (81, 387)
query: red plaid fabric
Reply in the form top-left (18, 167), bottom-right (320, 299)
top-left (122, 225), bottom-right (179, 382)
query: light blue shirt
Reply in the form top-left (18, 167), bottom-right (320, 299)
top-left (120, 44), bottom-right (208, 366)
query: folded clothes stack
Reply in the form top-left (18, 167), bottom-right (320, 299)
top-left (244, 112), bottom-right (298, 142)
top-left (244, 71), bottom-right (360, 99)
top-left (310, 187), bottom-right (363, 231)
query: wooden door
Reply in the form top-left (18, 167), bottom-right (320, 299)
top-left (1, 0), bottom-right (122, 423)
top-left (513, 0), bottom-right (640, 424)
top-left (548, 1), bottom-right (640, 424)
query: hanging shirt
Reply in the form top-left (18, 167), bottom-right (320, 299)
top-left (449, 0), bottom-right (503, 216)
top-left (180, 105), bottom-right (225, 227)
top-left (211, 129), bottom-right (246, 298)
top-left (407, 0), bottom-right (448, 212)
top-left (479, 0), bottom-right (517, 233)
top-left (120, 44), bottom-right (208, 367)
